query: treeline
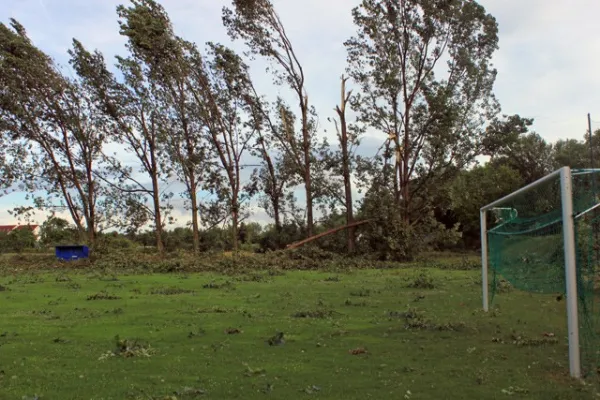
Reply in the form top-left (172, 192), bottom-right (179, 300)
top-left (0, 0), bottom-right (591, 260)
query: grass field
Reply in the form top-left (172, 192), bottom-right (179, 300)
top-left (0, 264), bottom-right (596, 399)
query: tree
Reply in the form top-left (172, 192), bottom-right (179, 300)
top-left (553, 138), bottom-right (588, 170)
top-left (449, 164), bottom-right (523, 245)
top-left (0, 20), bottom-right (107, 245)
top-left (70, 31), bottom-right (173, 253)
top-left (333, 75), bottom-right (360, 252)
top-left (40, 216), bottom-right (78, 246)
top-left (490, 132), bottom-right (553, 184)
top-left (111, 0), bottom-right (211, 254)
top-left (345, 0), bottom-right (499, 225)
top-left (223, 0), bottom-right (320, 237)
top-left (185, 42), bottom-right (260, 251)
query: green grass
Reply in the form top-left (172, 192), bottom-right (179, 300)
top-left (0, 267), bottom-right (595, 399)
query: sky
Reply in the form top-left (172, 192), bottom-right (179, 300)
top-left (2, 0), bottom-right (600, 228)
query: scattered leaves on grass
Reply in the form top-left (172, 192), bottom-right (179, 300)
top-left (301, 385), bottom-right (321, 394)
top-left (87, 291), bottom-right (121, 300)
top-left (501, 386), bottom-right (529, 395)
top-left (406, 273), bottom-right (435, 289)
top-left (55, 274), bottom-right (71, 282)
top-left (494, 279), bottom-right (512, 294)
top-left (150, 286), bottom-right (194, 295)
top-left (99, 335), bottom-right (154, 360)
top-left (292, 310), bottom-right (334, 318)
top-left (173, 386), bottom-right (205, 397)
top-left (344, 299), bottom-right (367, 307)
top-left (349, 289), bottom-right (371, 297)
top-left (413, 293), bottom-right (426, 302)
top-left (197, 306), bottom-right (231, 314)
top-left (66, 282), bottom-right (81, 290)
top-left (266, 332), bottom-right (285, 346)
top-left (509, 332), bottom-right (558, 346)
top-left (188, 328), bottom-right (206, 338)
top-left (202, 281), bottom-right (234, 290)
top-left (243, 362), bottom-right (266, 377)
top-left (349, 347), bottom-right (368, 355)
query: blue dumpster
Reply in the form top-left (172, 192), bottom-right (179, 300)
top-left (55, 245), bottom-right (89, 261)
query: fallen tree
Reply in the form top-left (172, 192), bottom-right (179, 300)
top-left (285, 219), bottom-right (374, 250)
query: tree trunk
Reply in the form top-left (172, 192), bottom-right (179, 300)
top-left (336, 76), bottom-right (355, 253)
top-left (231, 199), bottom-right (239, 252)
top-left (151, 172), bottom-right (164, 253)
top-left (273, 197), bottom-right (282, 232)
top-left (301, 97), bottom-right (313, 237)
top-left (87, 167), bottom-right (96, 247)
top-left (189, 177), bottom-right (200, 254)
top-left (402, 110), bottom-right (410, 224)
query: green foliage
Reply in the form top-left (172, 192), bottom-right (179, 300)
top-left (0, 229), bottom-right (36, 253)
top-left (450, 164), bottom-right (523, 245)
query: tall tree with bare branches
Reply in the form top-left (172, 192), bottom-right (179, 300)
top-left (223, 0), bottom-right (320, 237)
top-left (345, 0), bottom-right (499, 225)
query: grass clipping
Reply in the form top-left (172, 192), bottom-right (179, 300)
top-left (98, 335), bottom-right (155, 360)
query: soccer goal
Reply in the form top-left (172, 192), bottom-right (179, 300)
top-left (480, 166), bottom-right (600, 379)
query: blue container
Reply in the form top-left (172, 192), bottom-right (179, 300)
top-left (55, 245), bottom-right (89, 261)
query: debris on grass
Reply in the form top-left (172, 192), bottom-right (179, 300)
top-left (344, 299), bottom-right (368, 307)
top-left (501, 386), bottom-right (529, 395)
top-left (292, 310), bottom-right (334, 318)
top-left (66, 282), bottom-right (81, 290)
top-left (173, 386), bottom-right (205, 397)
top-left (243, 362), bottom-right (266, 377)
top-left (55, 274), bottom-right (71, 282)
top-left (98, 335), bottom-right (154, 360)
top-left (349, 347), bottom-right (368, 355)
top-left (266, 332), bottom-right (285, 346)
top-left (225, 327), bottom-right (242, 335)
top-left (150, 286), bottom-right (194, 295)
top-left (87, 291), bottom-right (121, 301)
top-left (406, 273), bottom-right (435, 289)
top-left (197, 306), bottom-right (231, 314)
top-left (202, 281), bottom-right (234, 290)
top-left (301, 385), bottom-right (321, 394)
top-left (510, 332), bottom-right (558, 346)
top-left (349, 289), bottom-right (371, 297)
top-left (413, 293), bottom-right (426, 302)
top-left (188, 328), bottom-right (206, 338)
top-left (495, 279), bottom-right (513, 294)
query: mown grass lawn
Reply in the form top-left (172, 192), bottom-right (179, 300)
top-left (0, 266), bottom-right (595, 399)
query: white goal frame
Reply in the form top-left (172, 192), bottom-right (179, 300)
top-left (480, 166), bottom-right (581, 378)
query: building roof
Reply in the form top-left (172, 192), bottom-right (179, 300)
top-left (0, 225), bottom-right (39, 233)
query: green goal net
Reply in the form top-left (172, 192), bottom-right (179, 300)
top-left (483, 168), bottom-right (600, 378)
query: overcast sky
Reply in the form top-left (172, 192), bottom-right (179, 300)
top-left (2, 0), bottom-right (600, 227)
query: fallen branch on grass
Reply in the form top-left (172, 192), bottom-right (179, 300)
top-left (285, 219), bottom-right (374, 250)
